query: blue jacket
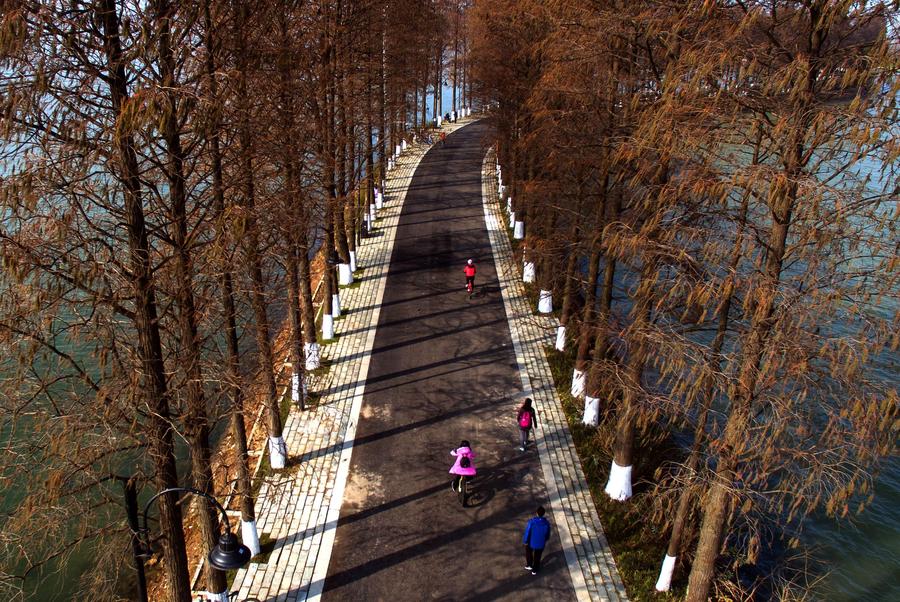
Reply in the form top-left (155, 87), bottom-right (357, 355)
top-left (523, 516), bottom-right (551, 549)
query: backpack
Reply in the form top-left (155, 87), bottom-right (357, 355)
top-left (519, 410), bottom-right (532, 428)
top-left (460, 455), bottom-right (471, 468)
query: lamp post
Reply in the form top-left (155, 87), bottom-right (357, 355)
top-left (126, 484), bottom-right (251, 602)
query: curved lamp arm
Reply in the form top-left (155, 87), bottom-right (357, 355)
top-left (141, 486), bottom-right (231, 537)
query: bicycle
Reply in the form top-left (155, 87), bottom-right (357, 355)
top-left (464, 259), bottom-right (476, 299)
top-left (457, 474), bottom-right (470, 507)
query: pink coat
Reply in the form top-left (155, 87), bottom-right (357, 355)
top-left (449, 447), bottom-right (477, 476)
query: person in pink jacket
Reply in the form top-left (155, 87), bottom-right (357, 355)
top-left (449, 440), bottom-right (477, 492)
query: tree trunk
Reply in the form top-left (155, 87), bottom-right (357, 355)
top-left (659, 126), bottom-right (759, 591)
top-left (96, 1), bottom-right (190, 598)
top-left (286, 243), bottom-right (307, 411)
top-left (236, 1), bottom-right (285, 467)
top-left (296, 234), bottom-right (319, 347)
top-left (687, 127), bottom-right (803, 602)
top-left (202, 0), bottom-right (255, 538)
top-left (154, 0), bottom-right (227, 593)
top-left (378, 16), bottom-right (387, 181)
top-left (585, 254), bottom-right (617, 397)
top-left (574, 245), bottom-right (602, 372)
top-left (558, 229), bottom-right (580, 328)
top-left (333, 65), bottom-right (351, 265)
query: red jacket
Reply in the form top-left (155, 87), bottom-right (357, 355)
top-left (464, 264), bottom-right (476, 277)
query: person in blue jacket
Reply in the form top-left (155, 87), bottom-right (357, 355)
top-left (522, 506), bottom-right (552, 575)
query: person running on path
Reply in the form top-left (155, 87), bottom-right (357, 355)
top-left (463, 258), bottom-right (476, 293)
top-left (449, 440), bottom-right (476, 492)
top-left (516, 398), bottom-right (538, 451)
top-left (523, 506), bottom-right (552, 575)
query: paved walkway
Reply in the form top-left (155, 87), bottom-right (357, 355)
top-left (228, 118), bottom-right (626, 602)
top-left (229, 120), bottom-right (471, 602)
top-left (480, 150), bottom-right (627, 601)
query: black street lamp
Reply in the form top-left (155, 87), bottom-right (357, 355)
top-left (125, 482), bottom-right (251, 602)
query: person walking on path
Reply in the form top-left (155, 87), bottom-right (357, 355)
top-left (523, 506), bottom-right (552, 575)
top-left (449, 440), bottom-right (477, 492)
top-left (516, 398), bottom-right (538, 451)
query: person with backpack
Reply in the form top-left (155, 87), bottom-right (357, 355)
top-left (449, 440), bottom-right (476, 492)
top-left (516, 398), bottom-right (538, 451)
top-left (523, 506), bottom-right (552, 575)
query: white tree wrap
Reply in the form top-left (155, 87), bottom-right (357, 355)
top-left (523, 261), bottom-right (535, 283)
top-left (538, 290), bottom-right (553, 313)
top-left (571, 368), bottom-right (586, 398)
top-left (304, 342), bottom-right (320, 370)
top-left (338, 263), bottom-right (352, 285)
top-left (604, 460), bottom-right (633, 501)
top-left (268, 435), bottom-right (287, 469)
top-left (241, 519), bottom-right (261, 556)
top-left (583, 395), bottom-right (600, 426)
top-left (322, 314), bottom-right (334, 340)
top-left (555, 325), bottom-right (566, 351)
top-left (655, 554), bottom-right (677, 592)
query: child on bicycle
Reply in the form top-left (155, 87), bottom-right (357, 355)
top-left (464, 259), bottom-right (476, 293)
top-left (449, 440), bottom-right (477, 492)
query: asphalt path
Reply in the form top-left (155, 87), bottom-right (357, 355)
top-left (322, 121), bottom-right (577, 601)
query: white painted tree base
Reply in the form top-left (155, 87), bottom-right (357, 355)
top-left (583, 395), bottom-right (600, 426)
top-left (571, 368), bottom-right (586, 398)
top-left (555, 325), bottom-right (566, 351)
top-left (375, 190), bottom-right (384, 209)
top-left (655, 554), bottom-right (677, 592)
top-left (331, 293), bottom-right (341, 318)
top-left (242, 519), bottom-right (261, 556)
top-left (605, 461), bottom-right (633, 501)
top-left (387, 158), bottom-right (394, 171)
top-left (268, 435), bottom-right (287, 469)
top-left (305, 342), bottom-right (320, 370)
top-left (437, 116), bottom-right (442, 127)
top-left (395, 144), bottom-right (402, 157)
top-left (205, 591), bottom-right (229, 602)
top-left (513, 221), bottom-right (525, 239)
top-left (538, 289), bottom-right (553, 313)
top-left (349, 251), bottom-right (357, 272)
top-left (508, 210), bottom-right (515, 228)
top-left (369, 204), bottom-right (376, 224)
top-left (401, 139), bottom-right (407, 151)
top-left (338, 263), bottom-right (352, 285)
top-left (523, 261), bottom-right (535, 283)
top-left (322, 314), bottom-right (334, 340)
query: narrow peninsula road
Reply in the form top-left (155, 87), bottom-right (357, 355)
top-left (321, 121), bottom-right (577, 601)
